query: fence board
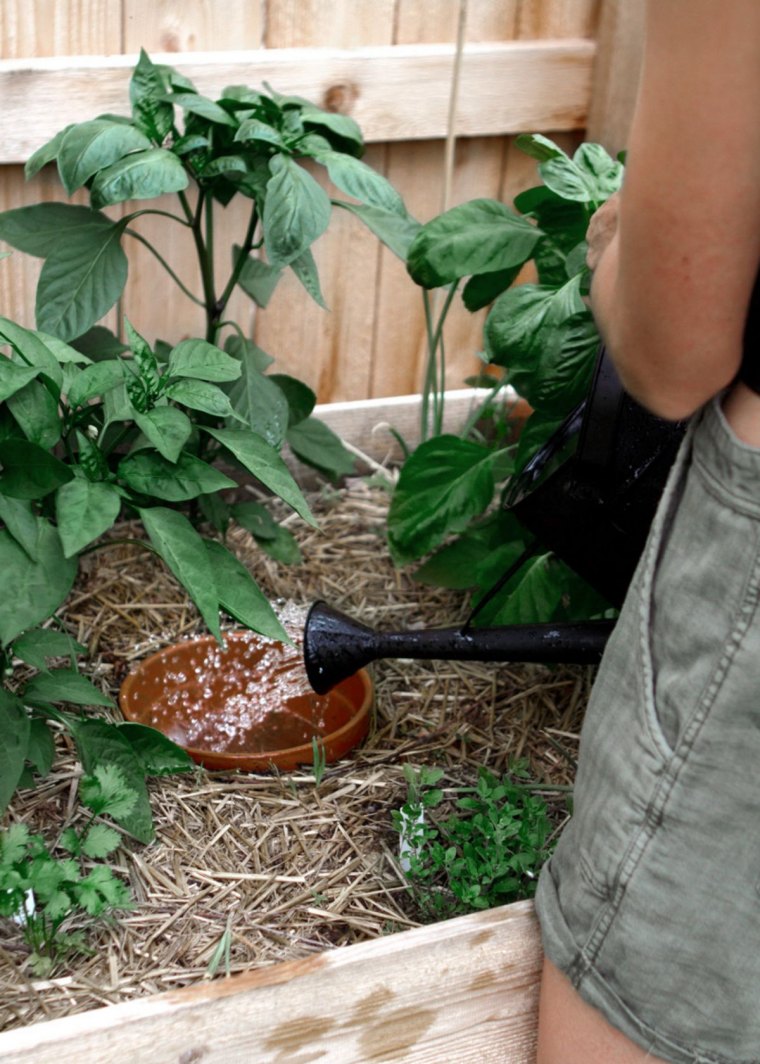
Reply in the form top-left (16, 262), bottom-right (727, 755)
top-left (0, 901), bottom-right (542, 1064)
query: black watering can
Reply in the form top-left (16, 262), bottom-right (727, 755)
top-left (303, 346), bottom-right (687, 694)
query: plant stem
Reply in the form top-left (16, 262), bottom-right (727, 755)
top-left (216, 204), bottom-right (260, 323)
top-left (123, 230), bottom-right (205, 307)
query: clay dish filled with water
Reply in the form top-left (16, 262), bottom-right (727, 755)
top-left (119, 629), bottom-right (372, 772)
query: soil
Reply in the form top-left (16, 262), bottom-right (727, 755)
top-left (0, 478), bottom-right (592, 1033)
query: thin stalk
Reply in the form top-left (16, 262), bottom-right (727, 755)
top-left (420, 283), bottom-right (458, 440)
top-left (216, 205), bottom-right (260, 317)
top-left (123, 229), bottom-right (205, 307)
top-left (122, 207), bottom-right (191, 228)
top-left (78, 537), bottom-right (158, 557)
top-left (420, 291), bottom-right (438, 443)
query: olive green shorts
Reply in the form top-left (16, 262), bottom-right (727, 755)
top-left (535, 395), bottom-right (760, 1063)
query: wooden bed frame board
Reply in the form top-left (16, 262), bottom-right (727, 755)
top-left (0, 900), bottom-right (542, 1063)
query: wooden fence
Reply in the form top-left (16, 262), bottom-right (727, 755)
top-left (0, 0), bottom-right (641, 405)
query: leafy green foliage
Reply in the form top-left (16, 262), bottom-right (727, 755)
top-left (386, 135), bottom-right (623, 625)
top-left (392, 763), bottom-right (555, 918)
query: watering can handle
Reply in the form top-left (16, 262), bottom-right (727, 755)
top-left (575, 345), bottom-right (624, 482)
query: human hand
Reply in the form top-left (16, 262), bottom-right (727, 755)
top-left (586, 192), bottom-right (621, 272)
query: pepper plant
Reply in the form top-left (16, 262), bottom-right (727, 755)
top-left (0, 53), bottom-right (411, 829)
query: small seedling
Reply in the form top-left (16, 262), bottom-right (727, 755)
top-left (206, 914), bottom-right (233, 979)
top-left (311, 736), bottom-right (327, 787)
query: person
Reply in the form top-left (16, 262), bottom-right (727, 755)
top-left (534, 2), bottom-right (760, 1061)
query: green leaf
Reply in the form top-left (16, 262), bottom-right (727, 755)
top-left (514, 133), bottom-right (567, 163)
top-left (12, 627), bottom-right (86, 672)
top-left (24, 669), bottom-right (114, 708)
top-left (224, 335), bottom-right (274, 372)
top-left (268, 374), bottom-right (315, 427)
top-left (205, 540), bottom-right (290, 641)
top-left (200, 154), bottom-right (248, 178)
top-left (227, 360), bottom-right (289, 446)
top-left (0, 690), bottom-right (30, 813)
top-left (387, 436), bottom-right (498, 564)
top-left (130, 49), bottom-right (175, 144)
top-left (300, 108), bottom-right (364, 157)
top-left (407, 199), bottom-right (542, 289)
top-left (286, 418), bottom-right (355, 482)
top-left (263, 154), bottom-right (332, 268)
top-left (253, 524), bottom-right (302, 565)
top-left (66, 360), bottom-right (125, 407)
top-left (124, 318), bottom-right (160, 395)
top-left (55, 479), bottom-right (122, 557)
top-left (119, 450), bottom-right (235, 501)
top-left (168, 339), bottom-right (241, 383)
top-left (198, 492), bottom-right (230, 535)
top-left (133, 407), bottom-right (192, 463)
top-left (164, 377), bottom-right (239, 420)
top-left (138, 506), bottom-right (221, 641)
top-left (234, 118), bottom-right (287, 149)
top-left (6, 380), bottom-right (62, 449)
top-left (0, 496), bottom-right (39, 559)
top-left (289, 248), bottom-right (327, 309)
top-left (24, 127), bottom-right (72, 179)
top-left (462, 265), bottom-right (523, 313)
top-left (471, 552), bottom-right (565, 626)
top-left (0, 439), bottom-right (73, 499)
top-left (231, 500), bottom-right (278, 540)
top-left (203, 427), bottom-right (316, 526)
top-left (237, 253), bottom-right (282, 308)
top-left (90, 149), bottom-right (189, 209)
top-left (0, 521), bottom-right (77, 646)
top-left (34, 331), bottom-right (93, 366)
top-left (72, 325), bottom-right (130, 362)
top-left (78, 762), bottom-right (137, 820)
top-left (173, 133), bottom-right (210, 155)
top-left (80, 824), bottom-right (122, 860)
top-left (57, 120), bottom-right (153, 195)
top-left (0, 361), bottom-right (40, 404)
top-left (314, 150), bottom-right (405, 214)
top-left (118, 722), bottom-right (193, 775)
top-left (0, 317), bottom-right (64, 391)
top-left (333, 200), bottom-right (421, 261)
top-left (0, 203), bottom-right (111, 258)
top-left (163, 92), bottom-right (237, 128)
top-left (539, 143), bottom-right (623, 205)
top-left (35, 222), bottom-right (128, 341)
top-left (71, 729), bottom-right (153, 842)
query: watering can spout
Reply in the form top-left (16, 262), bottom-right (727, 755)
top-left (303, 600), bottom-right (614, 694)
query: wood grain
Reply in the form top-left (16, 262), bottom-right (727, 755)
top-left (0, 900), bottom-right (543, 1064)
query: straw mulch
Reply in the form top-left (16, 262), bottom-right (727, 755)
top-left (0, 477), bottom-right (594, 1033)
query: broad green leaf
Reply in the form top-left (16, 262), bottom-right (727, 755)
top-left (204, 427), bottom-right (316, 526)
top-left (138, 506), bottom-right (221, 641)
top-left (237, 253), bottom-right (282, 308)
top-left (24, 127), bottom-right (72, 179)
top-left (55, 479), bottom-right (122, 557)
top-left (173, 133), bottom-right (210, 155)
top-left (7, 380), bottom-right (62, 449)
top-left (227, 359), bottom-right (289, 446)
top-left (514, 133), bottom-right (567, 163)
top-left (79, 761), bottom-right (137, 820)
top-left (0, 317), bottom-right (63, 391)
top-left (165, 377), bottom-right (239, 420)
top-left (58, 120), bottom-right (153, 195)
top-left (0, 521), bottom-right (77, 645)
top-left (407, 200), bottom-right (542, 289)
top-left (33, 331), bottom-right (92, 365)
top-left (333, 200), bottom-right (421, 261)
top-left (24, 669), bottom-right (115, 708)
top-left (462, 265), bottom-right (523, 313)
top-left (539, 144), bottom-right (623, 205)
top-left (200, 154), bottom-right (248, 178)
top-left (133, 407), bottom-right (192, 463)
top-left (289, 248), bottom-right (327, 309)
top-left (0, 203), bottom-right (111, 258)
top-left (25, 718), bottom-right (56, 778)
top-left (72, 325), bottom-right (130, 362)
top-left (168, 338), bottom-right (241, 382)
top-left (268, 374), bottom-right (315, 427)
top-left (124, 318), bottom-right (160, 396)
top-left (90, 149), bottom-right (189, 209)
top-left (205, 540), bottom-right (289, 641)
top-left (0, 496), bottom-right (39, 559)
top-left (470, 552), bottom-right (565, 626)
top-left (286, 417), bottom-right (355, 482)
top-left (251, 524), bottom-right (302, 565)
top-left (118, 451), bottom-right (236, 501)
top-left (413, 510), bottom-right (523, 590)
top-left (36, 222), bottom-right (129, 341)
top-left (66, 359), bottom-right (125, 407)
top-left (263, 155), bottom-right (332, 268)
top-left (68, 720), bottom-right (154, 842)
top-left (12, 627), bottom-right (86, 672)
top-left (224, 334), bottom-right (274, 372)
top-left (300, 108), bottom-right (364, 157)
top-left (234, 118), bottom-right (287, 149)
top-left (118, 722), bottom-right (193, 775)
top-left (0, 361), bottom-right (40, 404)
top-left (387, 436), bottom-right (498, 564)
top-left (231, 500), bottom-right (278, 540)
top-left (313, 150), bottom-right (405, 214)
top-left (162, 92), bottom-right (237, 127)
top-left (513, 186), bottom-right (588, 253)
top-left (130, 48), bottom-right (175, 144)
top-left (0, 690), bottom-right (30, 812)
top-left (0, 439), bottom-right (73, 499)
top-left (198, 492), bottom-right (230, 535)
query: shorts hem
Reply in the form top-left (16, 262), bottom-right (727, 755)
top-left (535, 863), bottom-right (748, 1064)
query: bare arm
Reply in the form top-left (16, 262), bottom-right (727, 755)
top-left (590, 0), bottom-right (760, 420)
